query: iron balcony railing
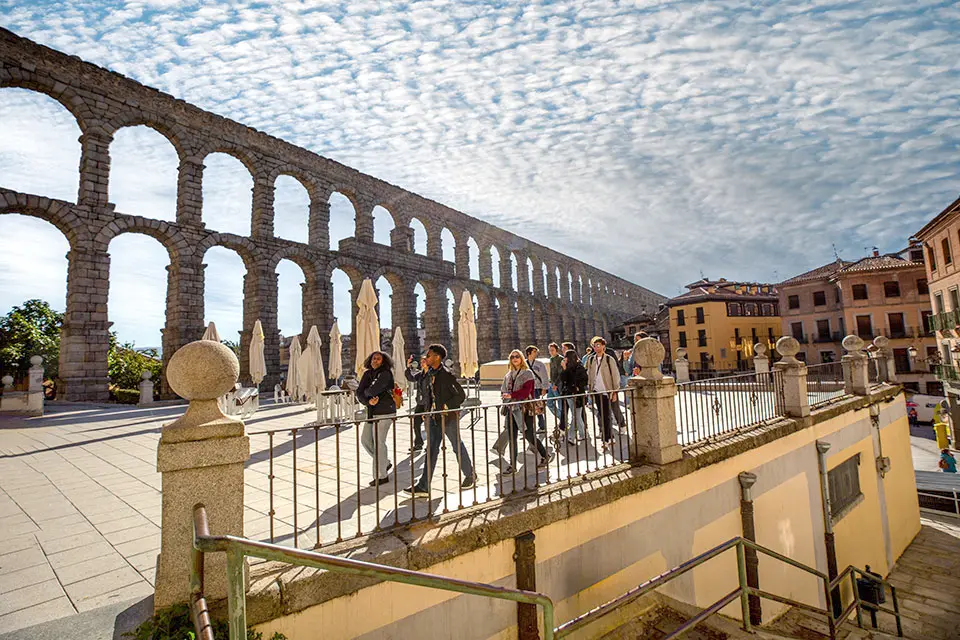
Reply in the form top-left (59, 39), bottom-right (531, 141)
top-left (248, 387), bottom-right (635, 549)
top-left (928, 309), bottom-right (960, 333)
top-left (934, 364), bottom-right (960, 382)
top-left (812, 332), bottom-right (843, 344)
top-left (191, 506), bottom-right (904, 640)
top-left (806, 362), bottom-right (847, 408)
top-left (675, 370), bottom-right (786, 445)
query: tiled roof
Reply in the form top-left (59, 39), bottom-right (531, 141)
top-left (666, 286), bottom-right (778, 307)
top-left (778, 259), bottom-right (851, 286)
top-left (833, 254), bottom-right (922, 275)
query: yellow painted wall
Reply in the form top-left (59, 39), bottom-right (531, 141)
top-left (254, 396), bottom-right (920, 639)
top-left (668, 300), bottom-right (781, 371)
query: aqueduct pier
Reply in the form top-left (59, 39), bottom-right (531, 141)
top-left (0, 28), bottom-right (665, 401)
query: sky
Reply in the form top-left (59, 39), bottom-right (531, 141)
top-left (1, 0), bottom-right (958, 348)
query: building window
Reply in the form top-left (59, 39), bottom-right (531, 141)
top-left (676, 309), bottom-right (685, 326)
top-left (791, 322), bottom-right (804, 341)
top-left (952, 288), bottom-right (960, 312)
top-left (678, 331), bottom-right (687, 348)
top-left (813, 291), bottom-right (826, 306)
top-left (761, 303), bottom-right (774, 316)
top-left (744, 303), bottom-right (758, 316)
top-left (855, 315), bottom-right (873, 339)
top-left (883, 281), bottom-right (901, 298)
top-left (943, 238), bottom-right (953, 265)
top-left (928, 245), bottom-right (938, 271)
top-left (821, 351), bottom-right (835, 363)
top-left (696, 307), bottom-right (705, 324)
top-left (927, 381), bottom-right (944, 396)
top-left (796, 351), bottom-right (807, 362)
top-left (727, 303), bottom-right (741, 316)
top-left (816, 319), bottom-right (831, 341)
top-left (852, 284), bottom-right (868, 300)
top-left (894, 348), bottom-right (911, 374)
top-left (910, 247), bottom-right (924, 262)
top-left (887, 312), bottom-right (906, 338)
top-left (697, 329), bottom-right (707, 347)
top-left (922, 310), bottom-right (933, 335)
top-left (828, 454), bottom-right (862, 520)
top-left (935, 292), bottom-right (945, 314)
top-left (918, 278), bottom-right (929, 295)
top-left (901, 381), bottom-right (919, 393)
top-left (788, 295), bottom-right (800, 310)
top-left (734, 327), bottom-right (741, 345)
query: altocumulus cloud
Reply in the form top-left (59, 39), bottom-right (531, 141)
top-left (1, 0), bottom-right (959, 345)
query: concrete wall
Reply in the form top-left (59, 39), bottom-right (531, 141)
top-left (252, 391), bottom-right (919, 639)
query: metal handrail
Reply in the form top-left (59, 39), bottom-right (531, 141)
top-left (191, 504), bottom-right (556, 640)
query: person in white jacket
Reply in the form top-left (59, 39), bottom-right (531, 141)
top-left (586, 337), bottom-right (619, 448)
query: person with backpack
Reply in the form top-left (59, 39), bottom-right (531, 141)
top-left (587, 337), bottom-right (620, 448)
top-left (526, 345), bottom-right (549, 434)
top-left (404, 354), bottom-right (430, 452)
top-left (558, 348), bottom-right (588, 445)
top-left (940, 448), bottom-right (958, 473)
top-left (356, 351), bottom-right (397, 486)
top-left (404, 344), bottom-right (475, 497)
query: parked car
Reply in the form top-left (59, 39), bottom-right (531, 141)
top-left (906, 393), bottom-right (944, 423)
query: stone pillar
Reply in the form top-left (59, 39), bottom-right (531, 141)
top-left (391, 226), bottom-right (414, 253)
top-left (499, 299), bottom-right (519, 357)
top-left (773, 337), bottom-right (810, 418)
top-left (77, 130), bottom-right (112, 209)
top-left (139, 371), bottom-right (155, 406)
top-left (500, 255), bottom-right (513, 292)
top-left (476, 296), bottom-right (497, 362)
top-left (547, 308), bottom-right (563, 348)
top-left (872, 336), bottom-right (896, 383)
top-left (455, 239), bottom-right (470, 279)
top-left (531, 260), bottom-right (545, 298)
top-left (250, 177), bottom-right (275, 239)
top-left (426, 226), bottom-right (442, 261)
top-left (155, 340), bottom-right (250, 611)
top-left (242, 265), bottom-right (280, 390)
top-left (753, 343), bottom-right (770, 375)
top-left (627, 338), bottom-right (682, 465)
top-left (60, 246), bottom-right (111, 402)
top-left (479, 247), bottom-right (493, 286)
top-left (27, 356), bottom-right (43, 393)
top-left (176, 158), bottom-right (205, 227)
top-left (392, 283), bottom-right (420, 357)
top-left (517, 254), bottom-right (530, 295)
top-left (354, 205), bottom-right (374, 244)
top-left (739, 472), bottom-right (762, 625)
top-left (841, 335), bottom-right (869, 395)
top-left (533, 303), bottom-right (548, 348)
top-left (308, 198), bottom-right (330, 249)
top-left (424, 282), bottom-right (451, 352)
top-left (162, 256), bottom-right (207, 397)
top-left (674, 348), bottom-right (690, 383)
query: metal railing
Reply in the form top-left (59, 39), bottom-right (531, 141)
top-left (928, 309), bottom-right (960, 333)
top-left (247, 387), bottom-right (634, 548)
top-left (675, 370), bottom-right (785, 445)
top-left (192, 509), bottom-right (903, 640)
top-left (934, 364), bottom-right (960, 382)
top-left (190, 504), bottom-right (555, 640)
top-left (554, 536), bottom-right (903, 640)
top-left (806, 362), bottom-right (846, 408)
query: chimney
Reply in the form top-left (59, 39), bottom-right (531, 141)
top-left (872, 247), bottom-right (880, 257)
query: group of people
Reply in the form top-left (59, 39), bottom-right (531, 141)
top-left (352, 332), bottom-right (651, 498)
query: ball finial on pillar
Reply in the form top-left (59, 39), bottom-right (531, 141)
top-left (633, 337), bottom-right (665, 380)
top-left (162, 340), bottom-right (242, 443)
top-left (775, 336), bottom-right (801, 365)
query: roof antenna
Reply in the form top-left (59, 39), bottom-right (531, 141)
top-left (831, 243), bottom-right (841, 261)
top-left (699, 269), bottom-right (705, 280)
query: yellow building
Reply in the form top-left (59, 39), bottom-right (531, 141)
top-left (665, 278), bottom-right (781, 373)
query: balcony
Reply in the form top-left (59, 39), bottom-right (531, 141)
top-left (881, 327), bottom-right (926, 339)
top-left (812, 332), bottom-right (842, 344)
top-left (928, 309), bottom-right (960, 334)
top-left (934, 364), bottom-right (960, 382)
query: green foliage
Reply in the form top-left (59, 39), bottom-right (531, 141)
top-left (113, 388), bottom-right (141, 404)
top-left (221, 340), bottom-right (240, 357)
top-left (0, 299), bottom-right (62, 377)
top-left (124, 603), bottom-right (287, 640)
top-left (108, 333), bottom-right (162, 390)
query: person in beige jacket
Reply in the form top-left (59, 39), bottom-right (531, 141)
top-left (586, 336), bottom-right (619, 448)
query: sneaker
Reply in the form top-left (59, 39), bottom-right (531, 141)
top-left (461, 476), bottom-right (476, 490)
top-left (537, 452), bottom-right (556, 469)
top-left (369, 476), bottom-right (389, 487)
top-left (501, 465), bottom-right (515, 474)
top-left (566, 438), bottom-right (577, 447)
top-left (402, 486), bottom-right (430, 498)
top-left (408, 444), bottom-right (423, 453)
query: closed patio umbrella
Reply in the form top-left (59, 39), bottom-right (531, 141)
top-left (300, 325), bottom-right (325, 403)
top-left (458, 291), bottom-right (479, 378)
top-left (392, 326), bottom-right (406, 386)
top-left (354, 278), bottom-right (380, 376)
top-left (287, 336), bottom-right (302, 401)
top-left (249, 319), bottom-right (266, 385)
top-left (202, 321), bottom-right (221, 342)
top-left (329, 321), bottom-right (343, 382)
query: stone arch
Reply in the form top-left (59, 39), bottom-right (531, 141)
top-left (489, 244), bottom-right (502, 289)
top-left (108, 124), bottom-right (180, 221)
top-left (198, 144), bottom-right (260, 180)
top-left (94, 216), bottom-right (186, 261)
top-left (195, 233), bottom-right (259, 272)
top-left (372, 204), bottom-right (396, 246)
top-left (440, 226), bottom-right (456, 264)
top-left (328, 191), bottom-right (358, 250)
top-left (273, 173), bottom-right (312, 244)
top-left (409, 216), bottom-right (429, 256)
top-left (0, 77), bottom-right (97, 134)
top-left (0, 198), bottom-right (90, 249)
top-left (106, 230), bottom-right (171, 354)
top-left (266, 165), bottom-right (322, 199)
top-left (467, 236), bottom-right (481, 280)
top-left (104, 115), bottom-right (190, 161)
top-left (200, 151), bottom-right (255, 237)
top-left (201, 244), bottom-right (247, 344)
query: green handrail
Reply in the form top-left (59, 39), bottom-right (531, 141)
top-left (190, 504), bottom-right (556, 640)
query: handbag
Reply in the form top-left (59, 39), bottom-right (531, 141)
top-left (523, 399), bottom-right (545, 416)
top-left (392, 385), bottom-right (403, 408)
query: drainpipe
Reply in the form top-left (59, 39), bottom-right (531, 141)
top-left (738, 472), bottom-right (762, 626)
top-left (514, 531), bottom-right (538, 640)
top-left (816, 441), bottom-right (841, 617)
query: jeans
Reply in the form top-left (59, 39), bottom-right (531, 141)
top-left (411, 406), bottom-right (425, 448)
top-left (507, 407), bottom-right (547, 466)
top-left (620, 375), bottom-right (630, 408)
top-left (596, 394), bottom-right (614, 442)
top-left (534, 391), bottom-right (547, 431)
top-left (546, 385), bottom-right (561, 417)
top-left (563, 398), bottom-right (586, 440)
top-left (414, 414), bottom-right (474, 490)
top-left (360, 416), bottom-right (392, 479)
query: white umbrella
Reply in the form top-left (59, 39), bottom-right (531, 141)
top-left (300, 325), bottom-right (325, 403)
top-left (249, 319), bottom-right (266, 385)
top-left (458, 291), bottom-right (479, 378)
top-left (287, 336), bottom-right (302, 401)
top-left (329, 321), bottom-right (343, 382)
top-left (354, 279), bottom-right (381, 376)
top-left (202, 321), bottom-right (221, 342)
top-left (392, 326), bottom-right (406, 385)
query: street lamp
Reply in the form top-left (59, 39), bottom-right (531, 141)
top-left (907, 345), bottom-right (918, 359)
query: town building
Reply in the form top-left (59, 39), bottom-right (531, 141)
top-left (913, 195), bottom-right (960, 412)
top-left (777, 248), bottom-right (937, 395)
top-left (665, 279), bottom-right (781, 374)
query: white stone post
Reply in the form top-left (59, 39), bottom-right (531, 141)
top-left (155, 340), bottom-right (250, 611)
top-left (139, 370), bottom-right (155, 406)
top-left (773, 337), bottom-right (810, 418)
top-left (841, 335), bottom-right (869, 395)
top-left (872, 336), bottom-right (896, 383)
top-left (753, 343), bottom-right (770, 375)
top-left (628, 338), bottom-right (682, 465)
top-left (1, 375), bottom-right (12, 392)
top-left (674, 347), bottom-right (690, 383)
top-left (27, 355), bottom-right (44, 415)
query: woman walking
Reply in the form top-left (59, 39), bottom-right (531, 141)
top-left (356, 351), bottom-right (397, 486)
top-left (558, 349), bottom-right (588, 445)
top-left (501, 349), bottom-right (550, 473)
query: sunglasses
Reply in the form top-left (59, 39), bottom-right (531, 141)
top-left (510, 355), bottom-right (522, 360)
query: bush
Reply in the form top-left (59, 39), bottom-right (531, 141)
top-left (113, 388), bottom-right (140, 404)
top-left (125, 603), bottom-right (287, 640)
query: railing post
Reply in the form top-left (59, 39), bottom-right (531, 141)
top-left (674, 348), bottom-right (690, 383)
top-left (873, 336), bottom-right (897, 383)
top-left (738, 472), bottom-right (763, 626)
top-left (27, 355), bottom-right (45, 415)
top-left (816, 440), bottom-right (843, 619)
top-left (155, 341), bottom-right (251, 611)
top-left (139, 370), bottom-right (155, 406)
top-left (841, 335), bottom-right (870, 395)
top-left (736, 541), bottom-right (752, 632)
top-left (628, 338), bottom-right (682, 465)
top-left (753, 343), bottom-right (769, 375)
top-left (773, 337), bottom-right (810, 418)
top-left (514, 532), bottom-right (539, 640)
top-left (226, 549), bottom-right (247, 640)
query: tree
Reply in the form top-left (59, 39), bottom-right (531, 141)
top-left (107, 333), bottom-right (162, 390)
top-left (0, 299), bottom-right (62, 377)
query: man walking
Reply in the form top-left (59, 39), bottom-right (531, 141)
top-left (404, 344), bottom-right (475, 498)
top-left (526, 345), bottom-right (549, 434)
top-left (587, 336), bottom-right (620, 449)
top-left (546, 342), bottom-right (563, 419)
top-left (404, 354), bottom-right (429, 452)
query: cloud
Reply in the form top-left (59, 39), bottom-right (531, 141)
top-left (1, 0), bottom-right (959, 344)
